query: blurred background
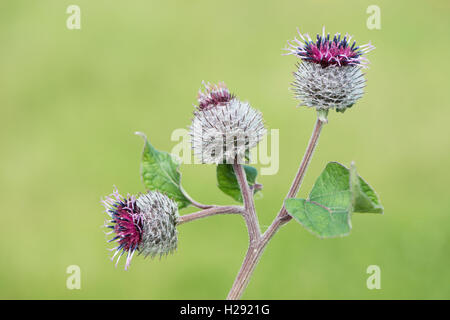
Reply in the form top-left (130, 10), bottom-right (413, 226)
top-left (1, 0), bottom-right (449, 299)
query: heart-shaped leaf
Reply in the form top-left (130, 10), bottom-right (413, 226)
top-left (137, 132), bottom-right (190, 209)
top-left (285, 162), bottom-right (383, 238)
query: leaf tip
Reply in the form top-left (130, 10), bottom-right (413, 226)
top-left (135, 131), bottom-right (147, 140)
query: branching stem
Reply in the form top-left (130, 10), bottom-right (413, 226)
top-left (226, 117), bottom-right (326, 300)
top-left (181, 187), bottom-right (214, 209)
top-left (177, 205), bottom-right (244, 225)
top-left (178, 117), bottom-right (326, 299)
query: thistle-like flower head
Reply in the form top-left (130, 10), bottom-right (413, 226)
top-left (285, 27), bottom-right (375, 112)
top-left (197, 82), bottom-right (235, 110)
top-left (285, 27), bottom-right (374, 68)
top-left (102, 188), bottom-right (179, 270)
top-left (189, 81), bottom-right (266, 164)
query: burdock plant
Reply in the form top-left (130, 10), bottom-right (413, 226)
top-left (101, 28), bottom-right (383, 299)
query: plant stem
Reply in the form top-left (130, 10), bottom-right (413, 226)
top-left (232, 160), bottom-right (261, 242)
top-left (226, 215), bottom-right (286, 300)
top-left (226, 243), bottom-right (263, 299)
top-left (278, 116), bottom-right (325, 219)
top-left (181, 187), bottom-right (214, 209)
top-left (226, 117), bottom-right (326, 300)
top-left (177, 206), bottom-right (244, 225)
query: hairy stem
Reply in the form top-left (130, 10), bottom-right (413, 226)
top-left (232, 161), bottom-right (261, 242)
top-left (226, 243), bottom-right (263, 300)
top-left (177, 206), bottom-right (244, 225)
top-left (181, 187), bottom-right (214, 209)
top-left (226, 216), bottom-right (287, 300)
top-left (226, 117), bottom-right (326, 300)
top-left (279, 116), bottom-right (325, 218)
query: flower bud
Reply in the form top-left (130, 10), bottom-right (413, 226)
top-left (136, 191), bottom-right (179, 258)
top-left (285, 27), bottom-right (375, 112)
top-left (102, 188), bottom-right (179, 270)
top-left (189, 82), bottom-right (266, 164)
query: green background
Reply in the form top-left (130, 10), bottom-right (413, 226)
top-left (1, 0), bottom-right (449, 299)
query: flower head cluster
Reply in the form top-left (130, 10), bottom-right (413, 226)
top-left (190, 82), bottom-right (266, 164)
top-left (285, 27), bottom-right (374, 112)
top-left (102, 188), bottom-right (179, 270)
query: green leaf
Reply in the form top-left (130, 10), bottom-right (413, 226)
top-left (350, 162), bottom-right (383, 214)
top-left (216, 164), bottom-right (260, 203)
top-left (137, 132), bottom-right (190, 209)
top-left (285, 162), bottom-right (383, 238)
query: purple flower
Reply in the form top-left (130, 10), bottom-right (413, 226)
top-left (102, 188), bottom-right (179, 270)
top-left (285, 27), bottom-right (375, 112)
top-left (197, 81), bottom-right (235, 110)
top-left (285, 27), bottom-right (374, 68)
